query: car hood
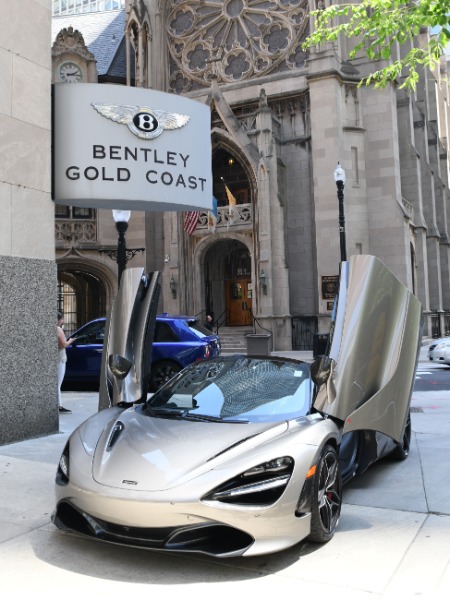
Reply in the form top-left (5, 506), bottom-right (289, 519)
top-left (89, 407), bottom-right (288, 492)
top-left (429, 337), bottom-right (450, 347)
top-left (313, 255), bottom-right (422, 442)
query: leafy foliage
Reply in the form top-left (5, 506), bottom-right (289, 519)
top-left (303, 1), bottom-right (450, 90)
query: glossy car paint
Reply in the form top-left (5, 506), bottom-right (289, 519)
top-left (314, 255), bottom-right (422, 442)
top-left (100, 269), bottom-right (160, 406)
top-left (53, 258), bottom-right (422, 557)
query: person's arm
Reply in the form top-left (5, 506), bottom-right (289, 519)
top-left (57, 326), bottom-right (75, 349)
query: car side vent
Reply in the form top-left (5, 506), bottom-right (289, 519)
top-left (107, 421), bottom-right (124, 451)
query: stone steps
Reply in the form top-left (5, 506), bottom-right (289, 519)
top-left (218, 327), bottom-right (252, 354)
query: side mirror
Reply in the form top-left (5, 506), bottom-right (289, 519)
top-left (109, 353), bottom-right (132, 379)
top-left (310, 355), bottom-right (336, 386)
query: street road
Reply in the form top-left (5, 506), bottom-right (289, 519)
top-left (415, 360), bottom-right (450, 392)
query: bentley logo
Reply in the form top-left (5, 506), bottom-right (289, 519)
top-left (91, 103), bottom-right (190, 140)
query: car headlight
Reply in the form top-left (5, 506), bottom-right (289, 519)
top-left (56, 441), bottom-right (70, 486)
top-left (203, 457), bottom-right (294, 506)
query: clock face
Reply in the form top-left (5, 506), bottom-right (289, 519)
top-left (59, 62), bottom-right (83, 83)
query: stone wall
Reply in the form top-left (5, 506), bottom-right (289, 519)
top-left (0, 0), bottom-right (57, 444)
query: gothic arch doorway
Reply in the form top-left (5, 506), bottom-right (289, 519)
top-left (204, 239), bottom-right (252, 327)
top-left (57, 267), bottom-right (108, 336)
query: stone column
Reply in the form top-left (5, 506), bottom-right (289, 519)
top-left (255, 90), bottom-right (291, 350)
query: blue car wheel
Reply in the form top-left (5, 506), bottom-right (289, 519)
top-left (149, 360), bottom-right (182, 392)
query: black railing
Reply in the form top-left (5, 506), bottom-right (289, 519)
top-left (444, 310), bottom-right (450, 337)
top-left (291, 316), bottom-right (318, 351)
top-left (195, 308), bottom-right (227, 335)
top-left (430, 311), bottom-right (441, 338)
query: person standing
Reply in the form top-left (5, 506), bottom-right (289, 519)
top-left (204, 313), bottom-right (214, 331)
top-left (57, 311), bottom-right (76, 413)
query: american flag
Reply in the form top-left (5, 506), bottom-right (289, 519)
top-left (183, 210), bottom-right (200, 235)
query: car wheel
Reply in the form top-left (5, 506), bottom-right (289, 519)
top-left (149, 360), bottom-right (181, 392)
top-left (308, 444), bottom-right (342, 543)
top-left (391, 411), bottom-right (411, 461)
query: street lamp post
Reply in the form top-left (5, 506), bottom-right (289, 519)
top-left (98, 210), bottom-right (145, 284)
top-left (112, 210), bottom-right (131, 283)
top-left (334, 163), bottom-right (347, 263)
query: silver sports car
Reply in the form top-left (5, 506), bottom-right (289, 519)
top-left (53, 255), bottom-right (422, 557)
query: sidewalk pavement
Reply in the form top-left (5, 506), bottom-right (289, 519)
top-left (1, 346), bottom-right (449, 599)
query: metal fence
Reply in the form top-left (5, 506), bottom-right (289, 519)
top-left (445, 311), bottom-right (450, 337)
top-left (291, 316), bottom-right (318, 351)
top-left (430, 310), bottom-right (450, 338)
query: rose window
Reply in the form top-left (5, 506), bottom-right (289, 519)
top-left (167, 0), bottom-right (309, 91)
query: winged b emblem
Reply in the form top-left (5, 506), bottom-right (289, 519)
top-left (91, 103), bottom-right (190, 140)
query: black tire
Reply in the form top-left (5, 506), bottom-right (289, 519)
top-left (149, 360), bottom-right (181, 392)
top-left (308, 444), bottom-right (342, 543)
top-left (391, 411), bottom-right (411, 461)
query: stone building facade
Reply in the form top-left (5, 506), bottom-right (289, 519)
top-left (0, 1), bottom-right (57, 444)
top-left (1, 0), bottom-right (450, 443)
top-left (51, 0), bottom-right (450, 349)
top-left (146, 0), bottom-right (450, 345)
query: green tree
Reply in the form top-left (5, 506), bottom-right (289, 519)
top-left (303, 0), bottom-right (450, 90)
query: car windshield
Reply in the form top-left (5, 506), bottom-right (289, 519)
top-left (144, 356), bottom-right (312, 423)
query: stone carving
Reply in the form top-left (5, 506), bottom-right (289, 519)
top-left (56, 221), bottom-right (97, 243)
top-left (167, 0), bottom-right (309, 91)
top-left (196, 204), bottom-right (253, 231)
top-left (52, 26), bottom-right (95, 61)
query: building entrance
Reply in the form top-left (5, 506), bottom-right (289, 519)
top-left (203, 239), bottom-right (252, 327)
top-left (226, 279), bottom-right (252, 326)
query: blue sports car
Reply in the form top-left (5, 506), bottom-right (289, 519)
top-left (65, 314), bottom-right (221, 391)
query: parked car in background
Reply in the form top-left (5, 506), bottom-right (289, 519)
top-left (64, 314), bottom-right (221, 391)
top-left (428, 336), bottom-right (450, 365)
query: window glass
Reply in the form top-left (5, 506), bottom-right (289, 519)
top-left (73, 207), bottom-right (93, 219)
top-left (55, 205), bottom-right (70, 218)
top-left (154, 322), bottom-right (178, 343)
top-left (187, 320), bottom-right (212, 338)
top-left (147, 357), bottom-right (312, 423)
top-left (76, 321), bottom-right (105, 344)
top-left (230, 283), bottom-right (243, 300)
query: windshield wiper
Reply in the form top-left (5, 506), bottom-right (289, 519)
top-left (145, 406), bottom-right (184, 419)
top-left (182, 413), bottom-right (249, 423)
top-left (145, 406), bottom-right (248, 423)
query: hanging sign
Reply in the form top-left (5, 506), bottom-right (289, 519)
top-left (52, 83), bottom-right (212, 212)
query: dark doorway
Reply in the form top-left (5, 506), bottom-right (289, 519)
top-left (57, 269), bottom-right (106, 336)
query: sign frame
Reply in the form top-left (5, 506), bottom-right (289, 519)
top-left (52, 83), bottom-right (212, 212)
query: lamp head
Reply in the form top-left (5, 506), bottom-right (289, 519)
top-left (112, 210), bottom-right (131, 224)
top-left (334, 163), bottom-right (346, 184)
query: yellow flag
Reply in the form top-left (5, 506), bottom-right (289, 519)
top-left (225, 185), bottom-right (237, 210)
